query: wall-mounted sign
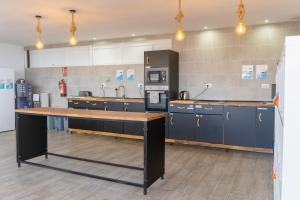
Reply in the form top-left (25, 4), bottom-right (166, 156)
top-left (256, 65), bottom-right (268, 80)
top-left (242, 65), bottom-right (254, 80)
top-left (127, 69), bottom-right (135, 81)
top-left (62, 67), bottom-right (68, 77)
top-left (5, 79), bottom-right (13, 89)
top-left (116, 69), bottom-right (124, 81)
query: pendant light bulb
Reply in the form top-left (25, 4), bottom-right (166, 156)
top-left (36, 39), bottom-right (44, 49)
top-left (35, 15), bottom-right (44, 49)
top-left (235, 21), bottom-right (247, 35)
top-left (175, 25), bottom-right (186, 41)
top-left (69, 10), bottom-right (78, 46)
top-left (69, 33), bottom-right (78, 46)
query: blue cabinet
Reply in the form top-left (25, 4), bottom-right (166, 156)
top-left (168, 113), bottom-right (196, 140)
top-left (224, 106), bottom-right (256, 147)
top-left (195, 114), bottom-right (223, 144)
top-left (256, 107), bottom-right (274, 148)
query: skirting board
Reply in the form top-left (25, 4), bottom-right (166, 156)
top-left (69, 128), bottom-right (273, 154)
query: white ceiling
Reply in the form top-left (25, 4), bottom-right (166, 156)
top-left (0, 0), bottom-right (299, 46)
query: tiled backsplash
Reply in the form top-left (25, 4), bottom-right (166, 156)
top-left (25, 21), bottom-right (300, 107)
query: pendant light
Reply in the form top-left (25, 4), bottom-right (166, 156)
top-left (35, 15), bottom-right (44, 49)
top-left (69, 10), bottom-right (78, 46)
top-left (175, 0), bottom-right (185, 41)
top-left (235, 0), bottom-right (247, 35)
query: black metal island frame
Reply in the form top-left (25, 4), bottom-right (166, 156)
top-left (15, 108), bottom-right (166, 195)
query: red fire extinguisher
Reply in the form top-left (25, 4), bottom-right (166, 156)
top-left (59, 79), bottom-right (67, 97)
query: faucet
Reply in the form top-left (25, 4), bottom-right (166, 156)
top-left (118, 85), bottom-right (126, 99)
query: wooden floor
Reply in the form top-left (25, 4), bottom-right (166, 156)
top-left (0, 131), bottom-right (273, 200)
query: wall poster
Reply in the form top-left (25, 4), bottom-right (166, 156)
top-left (116, 69), bottom-right (124, 81)
top-left (256, 65), bottom-right (268, 80)
top-left (242, 65), bottom-right (254, 80)
top-left (127, 69), bottom-right (135, 81)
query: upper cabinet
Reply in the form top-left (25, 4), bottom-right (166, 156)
top-left (66, 46), bottom-right (92, 67)
top-left (122, 44), bottom-right (153, 64)
top-left (29, 39), bottom-right (172, 68)
top-left (30, 46), bottom-right (91, 68)
top-left (93, 45), bottom-right (123, 65)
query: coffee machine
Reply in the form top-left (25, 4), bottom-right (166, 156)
top-left (144, 50), bottom-right (179, 112)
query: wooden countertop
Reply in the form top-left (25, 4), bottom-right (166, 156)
top-left (169, 100), bottom-right (274, 107)
top-left (68, 97), bottom-right (144, 103)
top-left (15, 108), bottom-right (165, 122)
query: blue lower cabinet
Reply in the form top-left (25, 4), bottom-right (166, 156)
top-left (195, 114), bottom-right (223, 144)
top-left (168, 113), bottom-right (196, 140)
top-left (256, 107), bottom-right (274, 148)
top-left (224, 106), bottom-right (256, 147)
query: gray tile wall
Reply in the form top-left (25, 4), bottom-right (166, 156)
top-left (173, 21), bottom-right (299, 101)
top-left (25, 64), bottom-right (144, 108)
top-left (25, 21), bottom-right (300, 107)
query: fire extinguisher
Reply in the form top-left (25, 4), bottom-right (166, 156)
top-left (59, 79), bottom-right (67, 97)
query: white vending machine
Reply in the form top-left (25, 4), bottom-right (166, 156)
top-left (0, 68), bottom-right (15, 132)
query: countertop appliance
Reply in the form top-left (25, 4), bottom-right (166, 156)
top-left (79, 91), bottom-right (92, 97)
top-left (179, 91), bottom-right (190, 100)
top-left (144, 50), bottom-right (179, 112)
top-left (0, 68), bottom-right (15, 132)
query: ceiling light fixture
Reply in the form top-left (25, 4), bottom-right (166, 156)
top-left (175, 0), bottom-right (185, 41)
top-left (265, 19), bottom-right (269, 23)
top-left (131, 33), bottom-right (136, 37)
top-left (69, 10), bottom-right (78, 46)
top-left (235, 0), bottom-right (247, 36)
top-left (35, 15), bottom-right (44, 49)
top-left (204, 26), bottom-right (208, 30)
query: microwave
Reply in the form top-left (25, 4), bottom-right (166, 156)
top-left (145, 67), bottom-right (168, 85)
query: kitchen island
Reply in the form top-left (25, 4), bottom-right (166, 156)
top-left (15, 108), bottom-right (166, 195)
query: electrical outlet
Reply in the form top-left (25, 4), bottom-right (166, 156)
top-left (101, 83), bottom-right (107, 88)
top-left (204, 83), bottom-right (212, 89)
top-left (261, 84), bottom-right (270, 89)
top-left (138, 83), bottom-right (144, 88)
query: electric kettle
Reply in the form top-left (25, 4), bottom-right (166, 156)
top-left (179, 91), bottom-right (190, 100)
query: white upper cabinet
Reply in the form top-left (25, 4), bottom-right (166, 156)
top-left (93, 45), bottom-right (123, 65)
top-left (30, 48), bottom-right (67, 68)
top-left (29, 39), bottom-right (172, 68)
top-left (66, 46), bottom-right (91, 67)
top-left (122, 44), bottom-right (153, 64)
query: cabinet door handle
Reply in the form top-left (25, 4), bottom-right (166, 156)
top-left (226, 112), bottom-right (230, 120)
top-left (104, 106), bottom-right (107, 111)
top-left (91, 103), bottom-right (97, 106)
top-left (204, 107), bottom-right (213, 111)
top-left (74, 102), bottom-right (79, 105)
top-left (259, 112), bottom-right (262, 122)
top-left (146, 56), bottom-right (150, 65)
top-left (124, 106), bottom-right (128, 112)
top-left (170, 117), bottom-right (174, 125)
top-left (197, 117), bottom-right (200, 127)
top-left (177, 106), bottom-right (185, 110)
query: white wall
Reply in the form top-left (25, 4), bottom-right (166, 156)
top-left (0, 43), bottom-right (25, 80)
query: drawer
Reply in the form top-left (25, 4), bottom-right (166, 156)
top-left (68, 100), bottom-right (86, 109)
top-left (86, 101), bottom-right (104, 110)
top-left (124, 102), bottom-right (145, 112)
top-left (195, 104), bottom-right (224, 115)
top-left (169, 104), bottom-right (194, 113)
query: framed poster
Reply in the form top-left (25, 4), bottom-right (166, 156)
top-left (127, 69), bottom-right (135, 81)
top-left (242, 65), bottom-right (254, 80)
top-left (256, 65), bottom-right (268, 80)
top-left (116, 70), bottom-right (124, 81)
